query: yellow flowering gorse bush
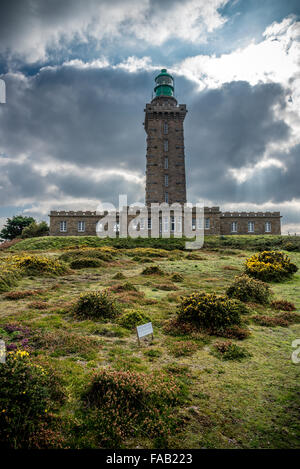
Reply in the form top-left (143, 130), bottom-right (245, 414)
top-left (0, 350), bottom-right (57, 449)
top-left (8, 254), bottom-right (68, 276)
top-left (245, 251), bottom-right (298, 282)
top-left (177, 292), bottom-right (247, 332)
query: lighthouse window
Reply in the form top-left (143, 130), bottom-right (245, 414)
top-left (164, 140), bottom-right (168, 152)
top-left (164, 122), bottom-right (168, 134)
top-left (164, 157), bottom-right (168, 169)
top-left (165, 175), bottom-right (168, 187)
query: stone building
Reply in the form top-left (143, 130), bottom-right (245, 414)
top-left (49, 69), bottom-right (281, 236)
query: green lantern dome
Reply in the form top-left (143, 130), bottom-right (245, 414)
top-left (154, 69), bottom-right (174, 97)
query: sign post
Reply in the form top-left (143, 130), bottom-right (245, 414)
top-left (136, 322), bottom-right (153, 346)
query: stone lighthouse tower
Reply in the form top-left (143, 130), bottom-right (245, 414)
top-left (144, 69), bottom-right (187, 206)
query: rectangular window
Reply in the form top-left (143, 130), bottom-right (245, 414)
top-left (171, 216), bottom-right (175, 232)
top-left (164, 157), bottom-right (168, 169)
top-left (231, 221), bottom-right (238, 233)
top-left (60, 221), bottom-right (67, 232)
top-left (205, 218), bottom-right (210, 230)
top-left (148, 218), bottom-right (152, 230)
top-left (165, 192), bottom-right (168, 203)
top-left (165, 174), bottom-right (168, 187)
top-left (163, 216), bottom-right (169, 233)
top-left (164, 140), bottom-right (168, 152)
top-left (265, 221), bottom-right (271, 232)
top-left (164, 122), bottom-right (168, 134)
top-left (248, 221), bottom-right (254, 232)
top-left (197, 217), bottom-right (203, 229)
top-left (78, 221), bottom-right (85, 232)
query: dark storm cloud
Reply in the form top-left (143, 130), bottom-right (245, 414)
top-left (0, 0), bottom-right (227, 67)
top-left (49, 171), bottom-right (143, 206)
top-left (242, 142), bottom-right (300, 203)
top-left (185, 80), bottom-right (291, 204)
top-left (0, 158), bottom-right (143, 207)
top-left (0, 65), bottom-right (297, 209)
top-left (0, 66), bottom-right (151, 170)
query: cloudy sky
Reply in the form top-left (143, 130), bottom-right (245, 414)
top-left (0, 0), bottom-right (299, 233)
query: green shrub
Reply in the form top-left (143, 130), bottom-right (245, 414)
top-left (112, 272), bottom-right (126, 280)
top-left (213, 340), bottom-right (250, 361)
top-left (74, 290), bottom-right (119, 320)
top-left (132, 256), bottom-right (153, 263)
top-left (0, 350), bottom-right (62, 448)
top-left (245, 251), bottom-right (298, 282)
top-left (143, 349), bottom-right (162, 359)
top-left (69, 258), bottom-right (103, 269)
top-left (0, 264), bottom-right (21, 292)
top-left (171, 273), bottom-right (184, 282)
top-left (226, 274), bottom-right (271, 304)
top-left (118, 310), bottom-right (150, 329)
top-left (82, 368), bottom-right (181, 447)
top-left (283, 241), bottom-right (299, 252)
top-left (126, 248), bottom-right (169, 258)
top-left (177, 292), bottom-right (247, 332)
top-left (59, 249), bottom-right (112, 263)
top-left (0, 215), bottom-right (35, 241)
top-left (21, 221), bottom-right (49, 239)
top-left (185, 252), bottom-right (203, 260)
top-left (110, 282), bottom-right (138, 293)
top-left (142, 265), bottom-right (164, 276)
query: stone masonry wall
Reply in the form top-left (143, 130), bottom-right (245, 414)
top-left (220, 212), bottom-right (281, 235)
top-left (49, 208), bottom-right (281, 236)
top-left (144, 96), bottom-right (187, 205)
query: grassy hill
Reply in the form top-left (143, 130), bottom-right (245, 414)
top-left (0, 237), bottom-right (299, 448)
top-left (7, 234), bottom-right (300, 252)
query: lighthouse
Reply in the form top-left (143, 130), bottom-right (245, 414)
top-left (144, 69), bottom-right (187, 206)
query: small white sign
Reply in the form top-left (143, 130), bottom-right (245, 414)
top-left (136, 322), bottom-right (153, 345)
